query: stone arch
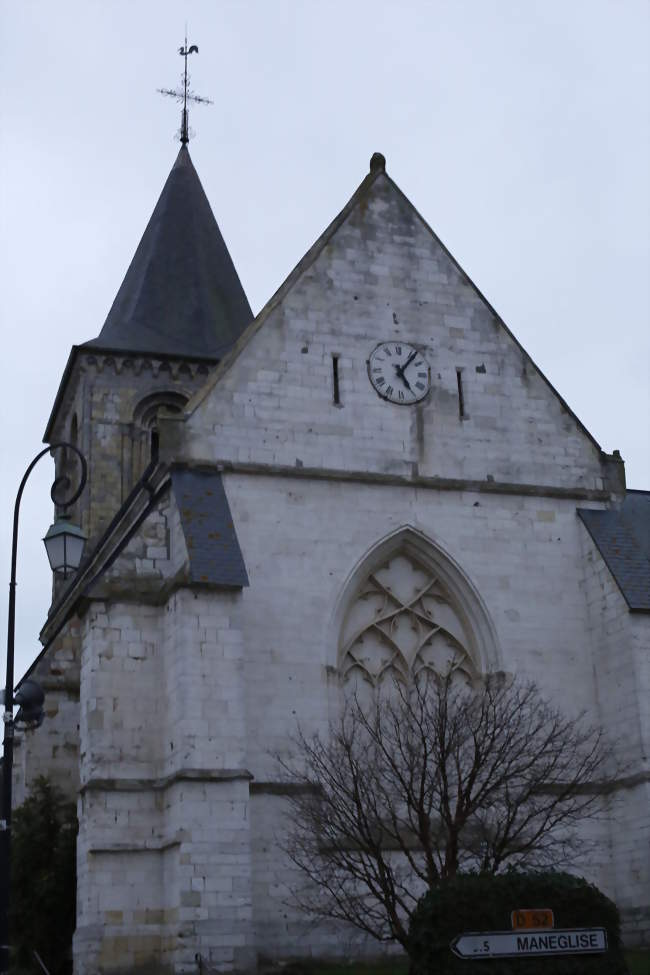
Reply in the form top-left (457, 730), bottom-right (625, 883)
top-left (132, 390), bottom-right (189, 429)
top-left (131, 390), bottom-right (189, 477)
top-left (335, 526), bottom-right (499, 688)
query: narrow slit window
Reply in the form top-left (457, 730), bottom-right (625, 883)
top-left (332, 354), bottom-right (341, 405)
top-left (456, 368), bottom-right (466, 419)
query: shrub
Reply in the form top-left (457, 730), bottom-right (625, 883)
top-left (408, 871), bottom-right (629, 974)
top-left (9, 777), bottom-right (77, 975)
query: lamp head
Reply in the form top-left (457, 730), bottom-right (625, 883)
top-left (14, 679), bottom-right (45, 728)
top-left (43, 513), bottom-right (86, 577)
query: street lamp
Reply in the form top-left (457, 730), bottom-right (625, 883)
top-left (0, 443), bottom-right (87, 975)
top-left (43, 514), bottom-right (87, 578)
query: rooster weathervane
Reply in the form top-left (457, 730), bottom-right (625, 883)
top-left (158, 35), bottom-right (213, 144)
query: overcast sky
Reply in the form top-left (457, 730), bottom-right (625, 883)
top-left (1, 0), bottom-right (648, 683)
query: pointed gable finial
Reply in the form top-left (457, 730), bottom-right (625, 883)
top-left (157, 32), bottom-right (213, 144)
top-left (370, 152), bottom-right (386, 174)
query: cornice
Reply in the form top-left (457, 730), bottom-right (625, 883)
top-left (80, 349), bottom-right (214, 380)
top-left (176, 458), bottom-right (615, 503)
top-left (44, 344), bottom-right (217, 441)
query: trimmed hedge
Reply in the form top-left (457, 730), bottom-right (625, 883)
top-left (408, 871), bottom-right (629, 975)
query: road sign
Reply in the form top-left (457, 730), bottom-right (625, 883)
top-left (511, 908), bottom-right (554, 930)
top-left (451, 928), bottom-right (607, 959)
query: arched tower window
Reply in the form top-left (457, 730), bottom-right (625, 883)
top-left (337, 528), bottom-right (498, 690)
top-left (131, 391), bottom-right (188, 479)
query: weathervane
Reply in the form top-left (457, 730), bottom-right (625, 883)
top-left (157, 35), bottom-right (213, 144)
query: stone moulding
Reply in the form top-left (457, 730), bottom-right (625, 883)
top-left (190, 458), bottom-right (615, 501)
top-left (82, 351), bottom-right (213, 381)
top-left (88, 837), bottom-right (183, 855)
top-left (80, 766), bottom-right (253, 794)
top-left (249, 780), bottom-right (316, 796)
top-left (539, 770), bottom-right (650, 796)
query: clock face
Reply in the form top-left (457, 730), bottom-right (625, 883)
top-left (368, 342), bottom-right (431, 404)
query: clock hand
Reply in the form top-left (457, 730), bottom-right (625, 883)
top-left (393, 363), bottom-right (412, 391)
top-left (402, 349), bottom-right (418, 372)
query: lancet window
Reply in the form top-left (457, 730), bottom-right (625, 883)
top-left (339, 546), bottom-right (478, 689)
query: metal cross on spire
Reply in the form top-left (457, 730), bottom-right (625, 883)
top-left (157, 35), bottom-right (213, 144)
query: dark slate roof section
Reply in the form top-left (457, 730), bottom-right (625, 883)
top-left (619, 490), bottom-right (650, 560)
top-left (578, 491), bottom-right (650, 611)
top-left (171, 468), bottom-right (249, 588)
top-left (84, 146), bottom-right (253, 359)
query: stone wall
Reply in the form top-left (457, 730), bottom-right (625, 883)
top-left (73, 465), bottom-right (642, 969)
top-left (75, 597), bottom-right (165, 975)
top-left (13, 617), bottom-right (81, 807)
top-left (226, 474), bottom-right (605, 757)
top-left (73, 578), bottom-right (258, 973)
top-left (580, 524), bottom-right (650, 946)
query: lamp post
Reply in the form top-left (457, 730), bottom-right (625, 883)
top-left (0, 443), bottom-right (87, 975)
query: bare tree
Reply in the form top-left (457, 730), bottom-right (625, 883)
top-left (277, 674), bottom-right (612, 948)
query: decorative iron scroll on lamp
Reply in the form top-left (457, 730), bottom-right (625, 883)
top-left (43, 442), bottom-right (88, 576)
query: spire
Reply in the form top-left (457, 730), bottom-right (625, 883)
top-left (84, 147), bottom-right (253, 359)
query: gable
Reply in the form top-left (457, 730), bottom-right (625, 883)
top-left (166, 158), bottom-right (615, 494)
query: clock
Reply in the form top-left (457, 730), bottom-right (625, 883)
top-left (368, 342), bottom-right (431, 404)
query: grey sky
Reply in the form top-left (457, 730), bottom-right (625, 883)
top-left (1, 0), bottom-right (648, 683)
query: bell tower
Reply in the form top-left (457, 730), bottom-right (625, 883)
top-left (44, 145), bottom-right (253, 551)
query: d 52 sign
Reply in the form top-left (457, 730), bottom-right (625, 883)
top-left (511, 908), bottom-right (554, 930)
top-left (451, 928), bottom-right (608, 959)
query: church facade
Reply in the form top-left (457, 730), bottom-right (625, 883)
top-left (15, 147), bottom-right (649, 973)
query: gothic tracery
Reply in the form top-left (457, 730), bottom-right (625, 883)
top-left (339, 549), bottom-right (477, 687)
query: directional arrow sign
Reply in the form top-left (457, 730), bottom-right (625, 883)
top-left (451, 928), bottom-right (607, 959)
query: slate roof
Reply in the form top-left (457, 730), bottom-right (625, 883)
top-left (84, 146), bottom-right (253, 359)
top-left (171, 467), bottom-right (249, 588)
top-left (578, 491), bottom-right (650, 610)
